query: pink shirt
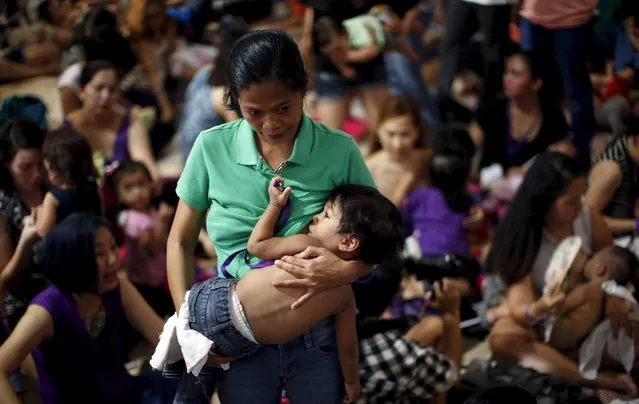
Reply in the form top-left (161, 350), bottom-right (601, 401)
top-left (119, 209), bottom-right (167, 287)
top-left (520, 0), bottom-right (597, 29)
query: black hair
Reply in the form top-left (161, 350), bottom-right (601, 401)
top-left (207, 16), bottom-right (250, 87)
top-left (314, 16), bottom-right (346, 50)
top-left (224, 30), bottom-right (308, 116)
top-left (436, 126), bottom-right (476, 160)
top-left (487, 152), bottom-right (584, 286)
top-left (603, 246), bottom-right (638, 286)
top-left (463, 386), bottom-right (536, 404)
top-left (73, 6), bottom-right (117, 45)
top-left (79, 60), bottom-right (122, 87)
top-left (327, 184), bottom-right (404, 265)
top-left (615, 0), bottom-right (639, 23)
top-left (506, 48), bottom-right (544, 80)
top-left (429, 153), bottom-right (473, 213)
top-left (83, 26), bottom-right (137, 74)
top-left (43, 127), bottom-right (98, 190)
top-left (0, 118), bottom-right (45, 192)
top-left (42, 213), bottom-right (109, 294)
top-left (109, 160), bottom-right (152, 196)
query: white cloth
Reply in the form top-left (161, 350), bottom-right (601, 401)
top-left (579, 281), bottom-right (639, 380)
top-left (150, 291), bottom-right (228, 376)
top-left (462, 0), bottom-right (517, 5)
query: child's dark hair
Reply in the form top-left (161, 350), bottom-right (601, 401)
top-left (604, 246), bottom-right (638, 286)
top-left (224, 30), bottom-right (308, 116)
top-left (327, 184), bottom-right (403, 265)
top-left (109, 160), bottom-right (152, 193)
top-left (0, 118), bottom-right (45, 192)
top-left (463, 386), bottom-right (536, 404)
top-left (80, 60), bottom-right (122, 87)
top-left (314, 16), bottom-right (346, 50)
top-left (43, 127), bottom-right (98, 189)
top-left (369, 95), bottom-right (427, 153)
top-left (429, 153), bottom-right (473, 213)
top-left (42, 212), bottom-right (108, 294)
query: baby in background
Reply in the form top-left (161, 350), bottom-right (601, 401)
top-left (153, 179), bottom-right (404, 403)
top-left (314, 4), bottom-right (418, 79)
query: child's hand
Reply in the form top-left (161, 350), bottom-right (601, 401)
top-left (19, 211), bottom-right (39, 244)
top-left (159, 202), bottom-right (175, 220)
top-left (268, 177), bottom-right (292, 208)
top-left (344, 381), bottom-right (361, 403)
top-left (427, 279), bottom-right (461, 317)
top-left (539, 282), bottom-right (566, 316)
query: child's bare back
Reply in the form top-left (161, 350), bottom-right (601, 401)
top-left (236, 266), bottom-right (354, 344)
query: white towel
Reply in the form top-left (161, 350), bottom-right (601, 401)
top-left (150, 291), bottom-right (227, 376)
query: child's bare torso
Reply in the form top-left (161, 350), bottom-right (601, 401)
top-left (235, 265), bottom-right (352, 344)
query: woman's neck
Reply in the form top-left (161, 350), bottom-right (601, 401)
top-left (510, 94), bottom-right (540, 115)
top-left (255, 138), bottom-right (295, 169)
top-left (72, 293), bottom-right (103, 319)
top-left (545, 217), bottom-right (573, 239)
top-left (79, 107), bottom-right (115, 127)
top-left (18, 187), bottom-right (44, 208)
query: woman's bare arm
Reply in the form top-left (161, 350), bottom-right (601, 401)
top-left (0, 305), bottom-right (53, 404)
top-left (119, 274), bottom-right (163, 343)
top-left (167, 200), bottom-right (207, 309)
top-left (35, 192), bottom-right (59, 238)
top-left (127, 107), bottom-right (159, 183)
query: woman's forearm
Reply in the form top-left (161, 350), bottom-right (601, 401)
top-left (0, 237), bottom-right (37, 290)
top-left (0, 376), bottom-right (20, 404)
top-left (166, 238), bottom-right (196, 309)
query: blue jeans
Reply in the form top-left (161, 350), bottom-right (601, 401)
top-left (520, 18), bottom-right (595, 151)
top-left (173, 317), bottom-right (342, 404)
top-left (384, 51), bottom-right (439, 139)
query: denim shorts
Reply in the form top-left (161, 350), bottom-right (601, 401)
top-left (188, 278), bottom-right (261, 358)
top-left (314, 55), bottom-right (387, 101)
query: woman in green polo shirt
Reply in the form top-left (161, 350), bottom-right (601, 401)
top-left (167, 30), bottom-right (376, 403)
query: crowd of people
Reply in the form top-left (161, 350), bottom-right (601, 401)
top-left (1, 0), bottom-right (639, 403)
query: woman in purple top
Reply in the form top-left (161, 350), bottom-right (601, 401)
top-left (0, 213), bottom-right (167, 404)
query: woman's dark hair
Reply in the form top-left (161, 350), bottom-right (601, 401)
top-left (208, 16), bottom-right (250, 87)
top-left (0, 118), bottom-right (45, 192)
top-left (314, 16), bottom-right (346, 50)
top-left (487, 152), bottom-right (584, 286)
top-left (73, 6), bottom-right (118, 44)
top-left (429, 153), bottom-right (472, 213)
top-left (43, 127), bottom-right (98, 190)
top-left (79, 60), bottom-right (122, 87)
top-left (84, 26), bottom-right (137, 74)
top-left (42, 212), bottom-right (107, 294)
top-left (506, 48), bottom-right (544, 80)
top-left (224, 30), bottom-right (308, 116)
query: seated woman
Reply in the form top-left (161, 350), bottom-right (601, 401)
top-left (0, 213), bottom-right (169, 404)
top-left (469, 50), bottom-right (573, 180)
top-left (487, 152), bottom-right (637, 396)
top-left (63, 60), bottom-right (158, 184)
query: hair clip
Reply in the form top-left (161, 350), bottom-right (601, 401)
top-left (273, 179), bottom-right (281, 188)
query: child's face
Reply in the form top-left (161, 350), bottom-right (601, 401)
top-left (308, 200), bottom-right (352, 254)
top-left (43, 160), bottom-right (62, 188)
top-left (377, 114), bottom-right (420, 157)
top-left (117, 169), bottom-right (153, 211)
top-left (94, 226), bottom-right (120, 294)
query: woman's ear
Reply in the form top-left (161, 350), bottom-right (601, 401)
top-left (339, 234), bottom-right (360, 254)
top-left (531, 78), bottom-right (543, 92)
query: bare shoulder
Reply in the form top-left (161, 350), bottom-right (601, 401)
top-left (590, 159), bottom-right (622, 182)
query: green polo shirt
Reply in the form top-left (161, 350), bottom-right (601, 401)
top-left (176, 114), bottom-right (376, 280)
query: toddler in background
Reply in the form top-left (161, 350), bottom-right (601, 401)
top-left (36, 127), bottom-right (102, 237)
top-left (111, 161), bottom-right (174, 317)
top-left (314, 5), bottom-right (418, 79)
top-left (365, 95), bottom-right (430, 206)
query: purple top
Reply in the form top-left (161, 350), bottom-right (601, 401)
top-left (401, 186), bottom-right (470, 257)
top-left (62, 111), bottom-right (131, 165)
top-left (30, 285), bottom-right (136, 404)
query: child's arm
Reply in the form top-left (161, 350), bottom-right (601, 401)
top-left (335, 291), bottom-right (360, 403)
top-left (137, 203), bottom-right (174, 255)
top-left (346, 24), bottom-right (383, 63)
top-left (247, 177), bottom-right (322, 260)
top-left (35, 192), bottom-right (59, 238)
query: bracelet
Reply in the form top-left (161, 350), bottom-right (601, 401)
top-left (524, 303), bottom-right (544, 326)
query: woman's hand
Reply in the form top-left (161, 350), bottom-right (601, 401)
top-left (538, 283), bottom-right (566, 316)
top-left (273, 246), bottom-right (352, 309)
top-left (19, 212), bottom-right (39, 245)
top-left (462, 205), bottom-right (485, 230)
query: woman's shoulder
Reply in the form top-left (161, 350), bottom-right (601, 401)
top-left (31, 285), bottom-right (70, 315)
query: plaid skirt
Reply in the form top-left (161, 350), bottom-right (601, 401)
top-left (357, 330), bottom-right (459, 403)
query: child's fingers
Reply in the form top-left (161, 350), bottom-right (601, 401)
top-left (281, 187), bottom-right (292, 199)
top-left (271, 176), bottom-right (283, 188)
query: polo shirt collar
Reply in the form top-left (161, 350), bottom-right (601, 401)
top-left (236, 114), bottom-right (313, 166)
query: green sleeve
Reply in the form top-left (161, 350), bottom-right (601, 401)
top-left (344, 138), bottom-right (376, 189)
top-left (176, 133), bottom-right (211, 211)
